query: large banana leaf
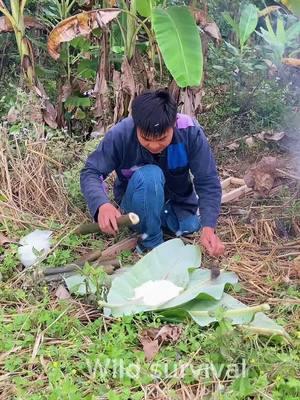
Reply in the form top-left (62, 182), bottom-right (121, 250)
top-left (184, 293), bottom-right (288, 339)
top-left (103, 239), bottom-right (238, 317)
top-left (239, 3), bottom-right (258, 49)
top-left (136, 0), bottom-right (152, 17)
top-left (105, 269), bottom-right (238, 317)
top-left (152, 6), bottom-right (203, 87)
top-left (104, 239), bottom-right (201, 316)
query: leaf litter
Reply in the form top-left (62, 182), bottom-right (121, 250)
top-left (139, 325), bottom-right (183, 361)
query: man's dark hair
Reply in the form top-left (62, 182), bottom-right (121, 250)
top-left (132, 89), bottom-right (177, 137)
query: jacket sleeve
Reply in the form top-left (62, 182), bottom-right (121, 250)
top-left (80, 129), bottom-right (122, 220)
top-left (188, 126), bottom-right (222, 228)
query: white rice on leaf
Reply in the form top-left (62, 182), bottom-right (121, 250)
top-left (131, 279), bottom-right (183, 306)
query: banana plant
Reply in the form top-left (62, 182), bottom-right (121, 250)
top-left (0, 0), bottom-right (43, 86)
top-left (257, 15), bottom-right (300, 65)
top-left (223, 3), bottom-right (258, 53)
top-left (48, 1), bottom-right (203, 88)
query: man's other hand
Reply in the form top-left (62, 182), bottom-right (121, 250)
top-left (200, 227), bottom-right (225, 257)
top-left (98, 203), bottom-right (121, 235)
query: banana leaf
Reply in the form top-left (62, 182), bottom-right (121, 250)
top-left (104, 238), bottom-right (201, 316)
top-left (184, 293), bottom-right (289, 339)
top-left (64, 274), bottom-right (96, 295)
top-left (152, 6), bottom-right (203, 87)
top-left (239, 4), bottom-right (258, 49)
top-left (154, 269), bottom-right (238, 311)
top-left (103, 239), bottom-right (239, 317)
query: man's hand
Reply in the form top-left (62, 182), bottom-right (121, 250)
top-left (98, 203), bottom-right (121, 235)
top-left (200, 227), bottom-right (225, 257)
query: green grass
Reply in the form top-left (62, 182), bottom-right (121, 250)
top-left (0, 229), bottom-right (299, 400)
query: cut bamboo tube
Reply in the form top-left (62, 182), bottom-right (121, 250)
top-left (74, 212), bottom-right (140, 235)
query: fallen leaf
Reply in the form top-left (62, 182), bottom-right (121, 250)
top-left (181, 86), bottom-right (203, 116)
top-left (256, 131), bottom-right (285, 142)
top-left (61, 83), bottom-right (72, 102)
top-left (113, 69), bottom-right (124, 122)
top-left (0, 233), bottom-right (14, 247)
top-left (47, 9), bottom-right (120, 60)
top-left (192, 9), bottom-right (208, 26)
top-left (120, 57), bottom-right (136, 112)
top-left (42, 100), bottom-right (58, 129)
top-left (93, 31), bottom-right (110, 119)
top-left (139, 337), bottom-right (159, 362)
top-left (6, 107), bottom-right (19, 123)
top-left (226, 141), bottom-right (240, 151)
top-left (244, 156), bottom-right (285, 195)
top-left (204, 22), bottom-right (222, 43)
top-left (245, 137), bottom-right (255, 148)
top-left (55, 285), bottom-right (71, 300)
top-left (282, 58), bottom-right (300, 68)
top-left (155, 325), bottom-right (182, 342)
top-left (139, 325), bottom-right (182, 361)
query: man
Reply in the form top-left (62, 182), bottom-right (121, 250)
top-left (80, 90), bottom-right (224, 256)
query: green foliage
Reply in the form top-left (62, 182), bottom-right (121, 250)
top-left (152, 6), bottom-right (203, 87)
top-left (258, 15), bottom-right (300, 63)
top-left (239, 4), bottom-right (259, 50)
top-left (65, 95), bottom-right (91, 109)
top-left (223, 3), bottom-right (258, 52)
top-left (40, 0), bottom-right (77, 27)
top-left (136, 0), bottom-right (152, 17)
top-left (0, 244), bottom-right (19, 281)
top-left (76, 59), bottom-right (98, 80)
top-left (282, 0), bottom-right (300, 17)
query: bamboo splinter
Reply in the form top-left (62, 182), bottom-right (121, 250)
top-left (74, 212), bottom-right (140, 235)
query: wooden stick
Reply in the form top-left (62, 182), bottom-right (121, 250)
top-left (222, 185), bottom-right (252, 203)
top-left (74, 212), bottom-right (140, 235)
top-left (276, 169), bottom-right (300, 181)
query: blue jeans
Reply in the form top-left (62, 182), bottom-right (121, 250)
top-left (120, 165), bottom-right (201, 249)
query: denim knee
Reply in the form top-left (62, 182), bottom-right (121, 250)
top-left (131, 165), bottom-right (165, 187)
top-left (178, 215), bottom-right (202, 235)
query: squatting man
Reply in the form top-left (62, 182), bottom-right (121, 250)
top-left (80, 90), bottom-right (225, 256)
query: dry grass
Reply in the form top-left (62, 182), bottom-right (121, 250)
top-left (0, 125), bottom-right (84, 229)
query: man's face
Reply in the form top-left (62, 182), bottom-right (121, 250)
top-left (137, 127), bottom-right (173, 154)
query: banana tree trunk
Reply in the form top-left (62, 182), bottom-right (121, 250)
top-left (13, 2), bottom-right (35, 86)
top-left (126, 0), bottom-right (137, 60)
top-left (15, 33), bottom-right (36, 86)
top-left (1, 0), bottom-right (36, 86)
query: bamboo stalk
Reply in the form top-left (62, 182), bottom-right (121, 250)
top-left (74, 212), bottom-right (140, 235)
top-left (44, 258), bottom-right (119, 276)
top-left (191, 304), bottom-right (270, 317)
top-left (276, 168), bottom-right (300, 181)
top-left (35, 256), bottom-right (120, 279)
top-left (44, 264), bottom-right (116, 282)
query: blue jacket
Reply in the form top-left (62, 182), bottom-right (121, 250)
top-left (80, 114), bottom-right (222, 228)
